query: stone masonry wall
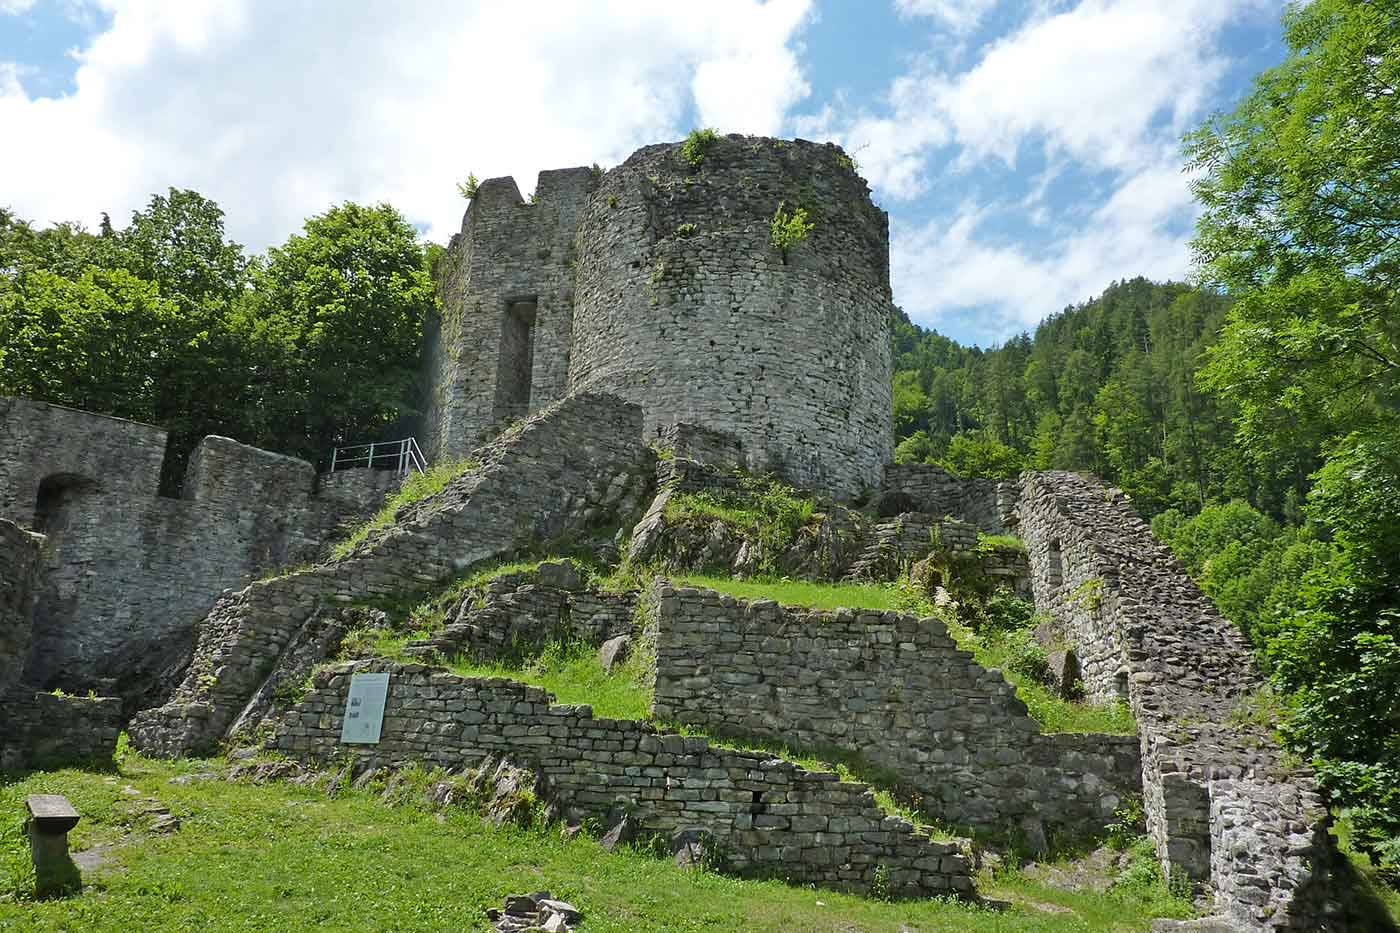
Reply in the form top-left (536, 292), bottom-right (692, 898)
top-left (0, 688), bottom-right (121, 772)
top-left (571, 136), bottom-right (893, 501)
top-left (0, 518), bottom-right (42, 695)
top-left (877, 464), bottom-right (1018, 535)
top-left (275, 660), bottom-right (975, 899)
top-left (1016, 471), bottom-right (1343, 930)
top-left (10, 423), bottom-right (388, 707)
top-left (422, 169), bottom-right (598, 462)
top-left (130, 395), bottom-right (654, 758)
top-left (0, 397), bottom-right (166, 526)
top-left (652, 586), bottom-right (1140, 848)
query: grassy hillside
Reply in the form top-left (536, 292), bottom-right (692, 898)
top-left (1, 748), bottom-right (1195, 932)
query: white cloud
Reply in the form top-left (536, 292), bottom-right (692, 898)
top-left (804, 0), bottom-right (1282, 338)
top-left (0, 0), bottom-right (38, 15)
top-left (891, 157), bottom-right (1199, 342)
top-left (894, 0), bottom-right (999, 32)
top-left (0, 0), bottom-right (813, 249)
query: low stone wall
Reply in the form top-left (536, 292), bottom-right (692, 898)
top-left (0, 519), bottom-right (42, 694)
top-left (406, 561), bottom-right (636, 662)
top-left (0, 688), bottom-right (121, 772)
top-left (1016, 471), bottom-right (1344, 930)
top-left (130, 395), bottom-right (653, 758)
top-left (652, 586), bottom-right (1140, 848)
top-left (843, 512), bottom-right (981, 581)
top-left (877, 464), bottom-right (1016, 535)
top-left (275, 660), bottom-right (975, 899)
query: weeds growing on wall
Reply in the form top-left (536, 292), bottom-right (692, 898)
top-left (769, 201), bottom-right (814, 262)
top-left (456, 173), bottom-right (480, 200)
top-left (329, 457), bottom-right (479, 560)
top-left (680, 127), bottom-right (719, 166)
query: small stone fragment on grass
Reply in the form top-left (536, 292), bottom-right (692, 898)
top-left (598, 635), bottom-right (631, 673)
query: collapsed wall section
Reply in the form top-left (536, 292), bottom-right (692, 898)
top-left (1016, 471), bottom-right (1344, 930)
top-left (571, 136), bottom-right (893, 500)
top-left (130, 395), bottom-right (653, 758)
top-left (276, 660), bottom-right (975, 899)
top-left (422, 169), bottom-right (597, 463)
top-left (652, 586), bottom-right (1140, 847)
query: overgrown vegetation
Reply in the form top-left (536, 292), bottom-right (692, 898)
top-left (329, 457), bottom-right (478, 559)
top-left (456, 172), bottom-right (480, 199)
top-left (680, 127), bottom-right (719, 167)
top-left (663, 475), bottom-right (817, 574)
top-left (768, 201), bottom-right (814, 262)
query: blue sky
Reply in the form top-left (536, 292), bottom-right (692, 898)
top-left (0, 0), bottom-right (1289, 346)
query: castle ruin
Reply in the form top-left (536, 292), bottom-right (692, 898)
top-left (0, 136), bottom-right (1353, 930)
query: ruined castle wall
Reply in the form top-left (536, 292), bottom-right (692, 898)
top-left (0, 688), bottom-right (122, 772)
top-left (652, 586), bottom-right (1140, 844)
top-left (571, 136), bottom-right (893, 500)
top-left (0, 519), bottom-right (42, 695)
top-left (130, 395), bottom-right (654, 758)
top-left (276, 660), bottom-right (974, 899)
top-left (1016, 471), bottom-right (1342, 930)
top-left (877, 464), bottom-right (1017, 535)
top-left (0, 397), bottom-right (166, 526)
top-left (422, 169), bottom-right (597, 462)
top-left (0, 401), bottom-right (393, 706)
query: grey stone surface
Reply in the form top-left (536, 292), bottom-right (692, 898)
top-left (1, 688), bottom-right (121, 772)
top-left (129, 394), bottom-right (653, 758)
top-left (0, 519), bottom-right (43, 695)
top-left (274, 660), bottom-right (976, 899)
top-left (423, 137), bottom-right (894, 501)
top-left (1016, 471), bottom-right (1345, 931)
top-left (652, 584), bottom-right (1140, 846)
top-left (0, 397), bottom-right (396, 706)
top-left (878, 463), bottom-right (1018, 534)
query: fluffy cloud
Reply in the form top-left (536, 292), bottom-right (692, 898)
top-left (0, 0), bottom-right (39, 15)
top-left (0, 0), bottom-right (812, 249)
top-left (811, 0), bottom-right (1281, 339)
top-left (894, 0), bottom-right (999, 32)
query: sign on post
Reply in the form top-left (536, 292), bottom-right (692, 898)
top-left (340, 672), bottom-right (390, 744)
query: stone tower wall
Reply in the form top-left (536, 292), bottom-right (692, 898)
top-left (421, 168), bottom-right (597, 462)
top-left (570, 136), bottom-right (893, 500)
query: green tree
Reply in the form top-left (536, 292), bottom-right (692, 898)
top-left (248, 202), bottom-right (436, 463)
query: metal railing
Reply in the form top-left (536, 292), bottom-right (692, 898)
top-left (328, 437), bottom-right (427, 477)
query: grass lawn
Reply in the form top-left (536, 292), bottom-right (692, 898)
top-left (1, 752), bottom-right (1197, 932)
top-left (671, 574), bottom-right (1136, 736)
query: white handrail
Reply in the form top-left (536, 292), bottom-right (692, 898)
top-left (328, 437), bottom-right (426, 476)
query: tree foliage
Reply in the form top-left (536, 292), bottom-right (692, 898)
top-left (0, 192), bottom-right (436, 486)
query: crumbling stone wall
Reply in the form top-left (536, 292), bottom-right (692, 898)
top-left (275, 660), bottom-right (974, 899)
top-left (1016, 471), bottom-right (1343, 930)
top-left (130, 395), bottom-right (653, 758)
top-left (422, 169), bottom-right (597, 461)
top-left (0, 519), bottom-right (42, 694)
top-left (571, 136), bottom-right (892, 501)
top-left (405, 561), bottom-right (636, 663)
top-left (652, 586), bottom-right (1140, 848)
top-left (1, 412), bottom-right (390, 706)
top-left (0, 397), bottom-right (165, 526)
top-left (877, 464), bottom-right (1017, 534)
top-left (0, 689), bottom-right (121, 772)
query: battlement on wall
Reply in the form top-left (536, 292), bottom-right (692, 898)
top-left (423, 135), bottom-right (895, 502)
top-left (0, 395), bottom-right (396, 707)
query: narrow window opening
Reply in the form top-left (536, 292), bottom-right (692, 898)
top-left (1047, 539), bottom-right (1064, 587)
top-left (33, 474), bottom-right (98, 535)
top-left (495, 298), bottom-right (538, 420)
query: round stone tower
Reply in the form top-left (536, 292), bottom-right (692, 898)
top-left (570, 135), bottom-right (894, 500)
